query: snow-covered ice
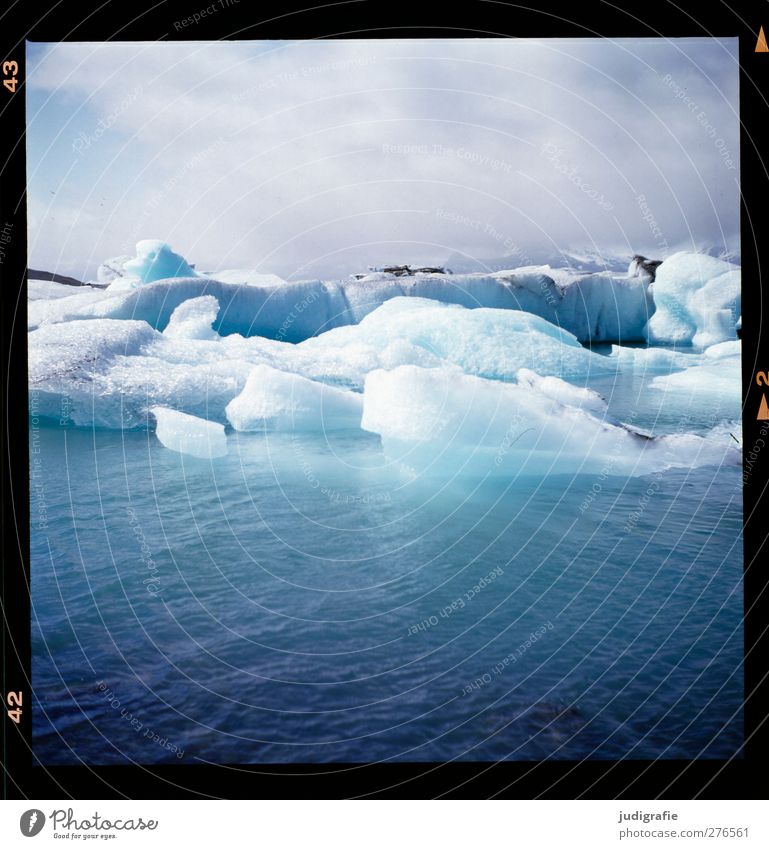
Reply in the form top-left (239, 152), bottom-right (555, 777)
top-left (151, 407), bottom-right (227, 459)
top-left (205, 269), bottom-right (287, 287)
top-left (163, 295), bottom-right (221, 341)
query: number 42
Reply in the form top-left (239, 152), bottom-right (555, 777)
top-left (3, 61), bottom-right (18, 93)
top-left (6, 691), bottom-right (22, 723)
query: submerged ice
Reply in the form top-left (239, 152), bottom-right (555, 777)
top-left (225, 365), bottom-right (363, 432)
top-left (361, 365), bottom-right (738, 477)
top-left (151, 407), bottom-right (227, 459)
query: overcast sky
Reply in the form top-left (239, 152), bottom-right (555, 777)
top-left (27, 38), bottom-right (739, 280)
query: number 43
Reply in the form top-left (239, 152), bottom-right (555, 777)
top-left (3, 61), bottom-right (18, 93)
top-left (7, 691), bottom-right (22, 723)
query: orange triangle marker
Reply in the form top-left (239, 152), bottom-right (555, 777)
top-left (758, 394), bottom-right (769, 419)
top-left (757, 26), bottom-right (769, 52)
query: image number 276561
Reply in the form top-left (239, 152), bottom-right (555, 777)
top-left (3, 60), bottom-right (18, 93)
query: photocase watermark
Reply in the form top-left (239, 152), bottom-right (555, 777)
top-left (743, 422), bottom-right (766, 486)
top-left (292, 433), bottom-right (392, 505)
top-left (19, 810), bottom-right (46, 837)
top-left (407, 566), bottom-right (504, 636)
top-left (435, 207), bottom-right (524, 256)
top-left (622, 402), bottom-right (731, 531)
top-left (47, 806), bottom-right (158, 834)
top-left (636, 193), bottom-right (670, 253)
top-left (323, 487), bottom-right (391, 506)
top-left (275, 290), bottom-right (320, 341)
top-left (579, 409), bottom-right (642, 514)
top-left (29, 390), bottom-right (48, 532)
top-left (494, 413), bottom-right (535, 466)
top-left (0, 220), bottom-right (12, 264)
top-left (97, 681), bottom-right (184, 759)
top-left (540, 142), bottom-right (614, 211)
top-left (662, 73), bottom-right (737, 171)
top-left (173, 0), bottom-right (240, 30)
top-left (434, 208), bottom-right (561, 310)
top-left (461, 620), bottom-right (554, 696)
top-left (121, 137), bottom-right (226, 253)
top-left (383, 143), bottom-right (514, 174)
top-left (72, 87), bottom-right (141, 156)
top-left (59, 390), bottom-right (73, 427)
top-left (232, 55), bottom-right (377, 102)
top-left (126, 506), bottom-right (162, 597)
top-left (623, 469), bottom-right (664, 533)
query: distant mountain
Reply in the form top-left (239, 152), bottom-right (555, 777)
top-left (443, 247), bottom-right (631, 274)
top-left (28, 268), bottom-right (86, 287)
top-left (444, 241), bottom-right (741, 275)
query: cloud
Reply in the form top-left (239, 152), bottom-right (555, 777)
top-left (26, 38), bottom-right (740, 280)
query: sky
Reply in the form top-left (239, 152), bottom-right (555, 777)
top-left (26, 38), bottom-right (740, 281)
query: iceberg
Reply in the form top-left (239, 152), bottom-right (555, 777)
top-left (105, 240), bottom-right (201, 291)
top-left (151, 407), bottom-right (227, 459)
top-left (225, 365), bottom-right (363, 432)
top-left (28, 296), bottom-right (621, 430)
top-left (646, 252), bottom-right (740, 347)
top-left (300, 297), bottom-right (617, 384)
top-left (27, 244), bottom-right (740, 459)
top-left (30, 240), bottom-right (655, 344)
top-left (361, 365), bottom-right (738, 477)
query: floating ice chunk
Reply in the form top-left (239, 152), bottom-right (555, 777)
top-left (121, 240), bottom-right (200, 286)
top-left (79, 277), bottom-right (349, 341)
top-left (225, 365), bottom-right (363, 431)
top-left (151, 407), bottom-right (227, 459)
top-left (26, 296), bottom-right (623, 429)
top-left (164, 296), bottom-right (220, 340)
top-left (646, 252), bottom-right (740, 346)
top-left (648, 340), bottom-right (741, 419)
top-left (302, 297), bottom-right (616, 382)
top-left (649, 361), bottom-right (741, 401)
top-left (609, 344), bottom-right (698, 373)
top-left (48, 251), bottom-right (656, 342)
top-left (703, 340), bottom-right (741, 360)
top-left (361, 365), bottom-right (737, 477)
top-left (516, 368), bottom-right (608, 414)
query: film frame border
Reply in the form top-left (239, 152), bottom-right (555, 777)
top-left (0, 0), bottom-right (767, 800)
